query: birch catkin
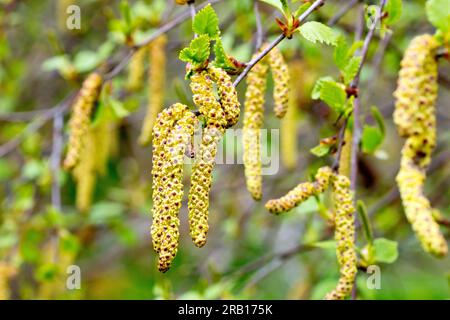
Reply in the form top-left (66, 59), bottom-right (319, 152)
top-left (139, 35), bottom-right (167, 146)
top-left (268, 47), bottom-right (290, 118)
top-left (64, 72), bottom-right (103, 170)
top-left (324, 174), bottom-right (357, 300)
top-left (265, 166), bottom-right (332, 214)
top-left (393, 34), bottom-right (447, 257)
top-left (243, 54), bottom-right (269, 200)
top-left (151, 103), bottom-right (197, 272)
top-left (188, 70), bottom-right (227, 247)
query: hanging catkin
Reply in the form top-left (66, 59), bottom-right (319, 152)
top-left (265, 166), bottom-right (332, 214)
top-left (64, 72), bottom-right (103, 170)
top-left (281, 61), bottom-right (303, 170)
top-left (268, 46), bottom-right (290, 118)
top-left (324, 173), bottom-right (357, 300)
top-left (139, 35), bottom-right (167, 146)
top-left (127, 46), bottom-right (147, 92)
top-left (243, 54), bottom-right (269, 200)
top-left (151, 103), bottom-right (197, 272)
top-left (393, 34), bottom-right (447, 257)
top-left (187, 69), bottom-right (228, 247)
top-left (208, 66), bottom-right (241, 128)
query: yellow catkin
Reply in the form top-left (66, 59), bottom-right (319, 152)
top-left (243, 54), bottom-right (269, 200)
top-left (139, 35), bottom-right (167, 146)
top-left (151, 104), bottom-right (197, 272)
top-left (208, 66), bottom-right (241, 128)
top-left (268, 46), bottom-right (290, 118)
top-left (188, 71), bottom-right (227, 248)
top-left (72, 120), bottom-right (113, 213)
top-left (127, 46), bottom-right (147, 92)
top-left (64, 72), bottom-right (103, 170)
top-left (265, 166), bottom-right (332, 214)
top-left (393, 34), bottom-right (447, 257)
top-left (324, 174), bottom-right (357, 300)
top-left (281, 61), bottom-right (303, 170)
top-left (0, 262), bottom-right (16, 300)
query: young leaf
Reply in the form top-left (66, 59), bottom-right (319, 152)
top-left (333, 35), bottom-right (350, 70)
top-left (179, 35), bottom-right (211, 65)
top-left (371, 106), bottom-right (386, 136)
top-left (310, 144), bottom-right (332, 157)
top-left (373, 238), bottom-right (399, 264)
top-left (294, 2), bottom-right (311, 18)
top-left (299, 21), bottom-right (338, 46)
top-left (259, 0), bottom-right (285, 14)
top-left (193, 4), bottom-right (220, 38)
top-left (213, 39), bottom-right (233, 70)
top-left (362, 125), bottom-right (383, 154)
top-left (311, 76), bottom-right (334, 99)
top-left (342, 56), bottom-right (361, 85)
top-left (426, 0), bottom-right (450, 33)
top-left (357, 200), bottom-right (373, 245)
top-left (318, 80), bottom-right (347, 112)
top-left (384, 0), bottom-right (402, 25)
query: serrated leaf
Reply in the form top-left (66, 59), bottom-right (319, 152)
top-left (373, 238), bottom-right (398, 264)
top-left (310, 143), bottom-right (332, 157)
top-left (213, 39), bottom-right (232, 70)
top-left (179, 35), bottom-right (211, 65)
top-left (317, 80), bottom-right (347, 112)
top-left (342, 56), bottom-right (361, 85)
top-left (259, 0), bottom-right (285, 13)
top-left (384, 0), bottom-right (402, 25)
top-left (193, 4), bottom-right (220, 38)
top-left (299, 21), bottom-right (338, 46)
top-left (333, 35), bottom-right (350, 70)
top-left (426, 0), bottom-right (450, 33)
top-left (362, 125), bottom-right (383, 154)
top-left (311, 76), bottom-right (334, 99)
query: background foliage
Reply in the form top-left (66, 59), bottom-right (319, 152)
top-left (0, 0), bottom-right (449, 299)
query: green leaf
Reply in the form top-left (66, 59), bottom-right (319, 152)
top-left (333, 35), bottom-right (350, 70)
top-left (73, 50), bottom-right (101, 73)
top-left (193, 4), bottom-right (220, 38)
top-left (371, 105), bottom-right (386, 136)
top-left (213, 39), bottom-right (233, 71)
top-left (259, 0), bottom-right (285, 13)
top-left (310, 143), bottom-right (332, 157)
top-left (179, 35), bottom-right (211, 65)
top-left (426, 0), bottom-right (450, 32)
top-left (311, 76), bottom-right (334, 99)
top-left (41, 55), bottom-right (72, 73)
top-left (384, 0), bottom-right (402, 25)
top-left (299, 21), bottom-right (338, 46)
top-left (373, 238), bottom-right (398, 264)
top-left (357, 200), bottom-right (373, 245)
top-left (342, 56), bottom-right (361, 85)
top-left (294, 2), bottom-right (311, 18)
top-left (311, 240), bottom-right (336, 250)
top-left (318, 80), bottom-right (347, 112)
top-left (362, 125), bottom-right (383, 154)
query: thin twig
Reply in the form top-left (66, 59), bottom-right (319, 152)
top-left (189, 2), bottom-right (197, 38)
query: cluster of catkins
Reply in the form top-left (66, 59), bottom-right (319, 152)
top-left (393, 34), bottom-right (448, 257)
top-left (265, 167), bottom-right (357, 300)
top-left (151, 66), bottom-right (240, 272)
top-left (63, 73), bottom-right (115, 213)
top-left (243, 46), bottom-right (290, 200)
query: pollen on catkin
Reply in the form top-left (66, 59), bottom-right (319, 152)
top-left (187, 71), bottom-right (227, 247)
top-left (63, 72), bottom-right (103, 170)
top-left (127, 46), bottom-right (147, 92)
top-left (139, 35), bottom-right (168, 146)
top-left (150, 103), bottom-right (197, 272)
top-left (268, 46), bottom-right (290, 118)
top-left (208, 66), bottom-right (241, 128)
top-left (243, 54), bottom-right (269, 200)
top-left (393, 34), bottom-right (447, 257)
top-left (324, 174), bottom-right (357, 300)
top-left (265, 166), bottom-right (332, 214)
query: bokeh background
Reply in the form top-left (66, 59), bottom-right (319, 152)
top-left (0, 0), bottom-right (449, 299)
